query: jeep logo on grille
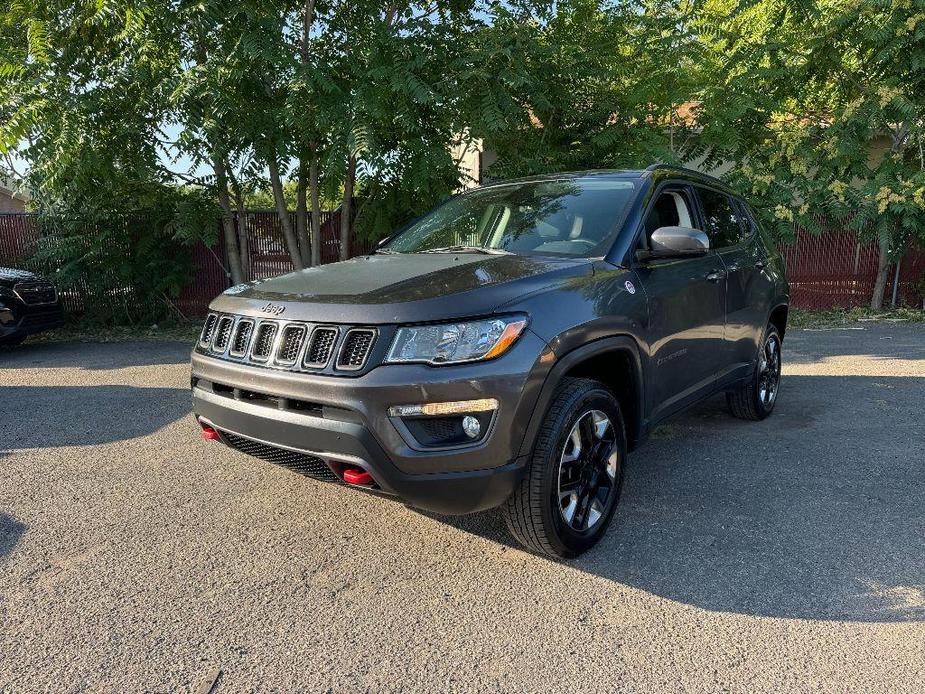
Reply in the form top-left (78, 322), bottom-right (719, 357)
top-left (260, 302), bottom-right (286, 316)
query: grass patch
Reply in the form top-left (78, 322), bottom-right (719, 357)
top-left (790, 306), bottom-right (925, 329)
top-left (30, 320), bottom-right (202, 344)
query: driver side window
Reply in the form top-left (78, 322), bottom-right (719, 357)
top-left (641, 189), bottom-right (695, 249)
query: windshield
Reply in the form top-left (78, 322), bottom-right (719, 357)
top-left (385, 178), bottom-right (638, 257)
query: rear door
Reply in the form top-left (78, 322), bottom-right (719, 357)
top-left (695, 188), bottom-right (774, 379)
top-left (633, 184), bottom-right (727, 423)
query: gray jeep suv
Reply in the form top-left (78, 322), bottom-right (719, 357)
top-left (191, 165), bottom-right (789, 557)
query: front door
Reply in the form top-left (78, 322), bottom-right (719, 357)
top-left (633, 185), bottom-right (727, 422)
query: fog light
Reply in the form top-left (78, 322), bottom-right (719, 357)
top-left (462, 415), bottom-right (481, 439)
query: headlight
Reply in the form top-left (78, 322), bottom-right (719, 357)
top-left (386, 315), bottom-right (528, 365)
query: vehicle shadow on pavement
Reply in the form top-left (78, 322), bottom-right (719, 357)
top-left (0, 385), bottom-right (192, 455)
top-left (0, 340), bottom-right (192, 370)
top-left (785, 324), bottom-right (925, 364)
top-left (0, 513), bottom-right (27, 563)
top-left (438, 373), bottom-right (925, 624)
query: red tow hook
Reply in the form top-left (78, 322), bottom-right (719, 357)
top-left (200, 425), bottom-right (221, 441)
top-left (342, 466), bottom-right (373, 486)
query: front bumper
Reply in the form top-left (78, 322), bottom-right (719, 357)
top-left (191, 330), bottom-right (551, 515)
top-left (0, 300), bottom-right (64, 339)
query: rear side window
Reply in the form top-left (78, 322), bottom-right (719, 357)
top-left (698, 188), bottom-right (745, 248)
top-left (735, 200), bottom-right (762, 240)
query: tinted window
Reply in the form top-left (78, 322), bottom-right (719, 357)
top-left (387, 178), bottom-right (637, 257)
top-left (642, 189), bottom-right (695, 247)
top-left (698, 188), bottom-right (744, 247)
top-left (735, 199), bottom-right (760, 240)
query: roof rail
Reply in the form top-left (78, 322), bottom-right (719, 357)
top-left (643, 163), bottom-right (731, 189)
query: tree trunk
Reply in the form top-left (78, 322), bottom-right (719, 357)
top-left (309, 156), bottom-right (322, 267)
top-left (339, 153), bottom-right (355, 261)
top-left (212, 154), bottom-right (245, 285)
top-left (233, 187), bottom-right (250, 279)
top-left (870, 235), bottom-right (892, 310)
top-left (227, 167), bottom-right (250, 278)
top-left (296, 159), bottom-right (311, 266)
top-left (267, 155), bottom-right (304, 270)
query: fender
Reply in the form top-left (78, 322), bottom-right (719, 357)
top-left (767, 299), bottom-right (790, 339)
top-left (516, 334), bottom-right (647, 458)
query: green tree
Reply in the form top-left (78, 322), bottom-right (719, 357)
top-left (694, 0), bottom-right (925, 308)
top-left (468, 0), bottom-right (702, 178)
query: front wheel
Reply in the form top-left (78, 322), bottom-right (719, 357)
top-left (502, 377), bottom-right (627, 558)
top-left (727, 324), bottom-right (782, 420)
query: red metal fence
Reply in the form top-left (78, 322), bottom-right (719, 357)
top-left (1, 211), bottom-right (923, 317)
top-left (781, 230), bottom-right (925, 309)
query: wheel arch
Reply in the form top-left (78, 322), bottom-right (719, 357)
top-left (518, 335), bottom-right (647, 457)
top-left (768, 302), bottom-right (789, 341)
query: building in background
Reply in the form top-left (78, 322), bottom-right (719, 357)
top-left (0, 177), bottom-right (29, 213)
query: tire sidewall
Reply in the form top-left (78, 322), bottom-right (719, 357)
top-left (538, 386), bottom-right (627, 557)
top-left (755, 325), bottom-right (782, 417)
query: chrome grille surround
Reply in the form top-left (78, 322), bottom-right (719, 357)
top-left (229, 319), bottom-right (254, 357)
top-left (250, 322), bottom-right (278, 362)
top-left (275, 324), bottom-right (307, 365)
top-left (304, 327), bottom-right (338, 367)
top-left (211, 316), bottom-right (234, 353)
top-left (337, 328), bottom-right (377, 371)
top-left (13, 281), bottom-right (58, 305)
top-left (197, 314), bottom-right (379, 375)
top-left (199, 313), bottom-right (218, 346)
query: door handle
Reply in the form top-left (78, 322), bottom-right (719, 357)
top-left (706, 269), bottom-right (725, 282)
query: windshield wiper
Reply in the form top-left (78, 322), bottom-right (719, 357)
top-left (418, 245), bottom-right (510, 255)
top-left (372, 248), bottom-right (403, 255)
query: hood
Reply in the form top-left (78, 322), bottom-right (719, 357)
top-left (0, 267), bottom-right (42, 288)
top-left (210, 253), bottom-right (593, 324)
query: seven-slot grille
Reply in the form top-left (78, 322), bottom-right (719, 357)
top-left (337, 329), bottom-right (376, 370)
top-left (14, 282), bottom-right (57, 305)
top-left (304, 327), bottom-right (337, 367)
top-left (198, 313), bottom-right (377, 373)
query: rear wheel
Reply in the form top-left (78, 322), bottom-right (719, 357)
top-left (502, 377), bottom-right (627, 558)
top-left (727, 324), bottom-right (782, 421)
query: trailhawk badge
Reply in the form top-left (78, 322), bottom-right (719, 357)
top-left (624, 280), bottom-right (636, 294)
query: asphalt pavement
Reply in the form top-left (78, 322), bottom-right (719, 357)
top-left (1, 323), bottom-right (923, 692)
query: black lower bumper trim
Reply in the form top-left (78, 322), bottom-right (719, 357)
top-left (220, 430), bottom-right (340, 483)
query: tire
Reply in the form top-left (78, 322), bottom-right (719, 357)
top-left (502, 377), bottom-right (627, 558)
top-left (727, 323), bottom-right (782, 421)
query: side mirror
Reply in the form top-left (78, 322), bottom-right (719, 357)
top-left (641, 226), bottom-right (710, 260)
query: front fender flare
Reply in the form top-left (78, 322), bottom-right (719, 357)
top-left (516, 335), bottom-right (646, 458)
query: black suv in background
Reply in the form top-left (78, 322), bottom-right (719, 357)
top-left (191, 165), bottom-right (788, 557)
top-left (0, 267), bottom-right (64, 345)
